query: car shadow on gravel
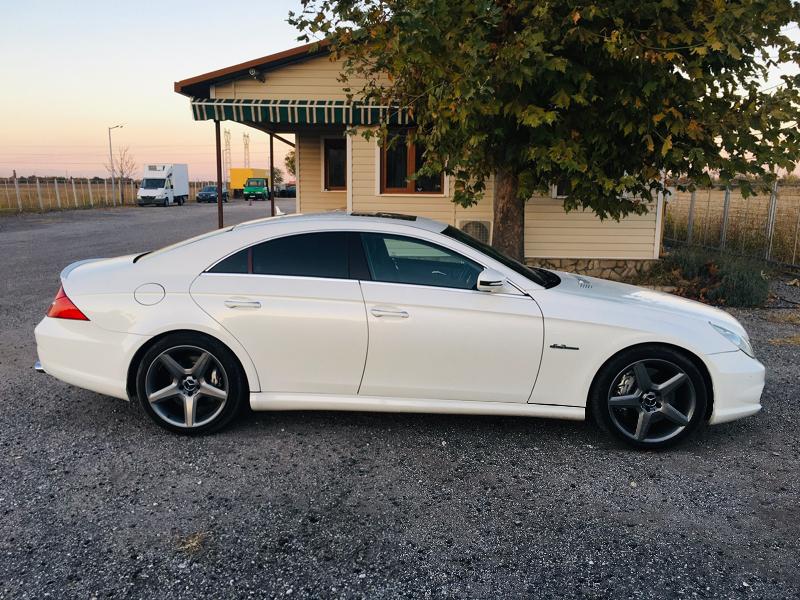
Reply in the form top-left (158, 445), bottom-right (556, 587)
top-left (46, 375), bottom-right (767, 457)
top-left (60, 386), bottom-right (762, 454)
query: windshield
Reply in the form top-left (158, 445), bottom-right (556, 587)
top-left (245, 178), bottom-right (266, 187)
top-left (443, 225), bottom-right (560, 289)
top-left (200, 186), bottom-right (216, 192)
top-left (141, 178), bottom-right (166, 189)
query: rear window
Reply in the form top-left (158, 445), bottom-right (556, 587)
top-left (136, 227), bottom-right (234, 262)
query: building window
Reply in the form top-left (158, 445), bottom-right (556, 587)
top-left (551, 178), bottom-right (571, 198)
top-left (324, 138), bottom-right (346, 191)
top-left (380, 132), bottom-right (443, 194)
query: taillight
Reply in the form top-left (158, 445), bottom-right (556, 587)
top-left (47, 286), bottom-right (89, 321)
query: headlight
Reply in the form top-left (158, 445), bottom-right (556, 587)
top-left (710, 322), bottom-right (754, 357)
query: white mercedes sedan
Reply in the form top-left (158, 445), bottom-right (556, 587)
top-left (34, 212), bottom-right (765, 448)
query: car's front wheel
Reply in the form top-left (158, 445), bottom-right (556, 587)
top-left (135, 333), bottom-right (246, 434)
top-left (590, 345), bottom-right (707, 449)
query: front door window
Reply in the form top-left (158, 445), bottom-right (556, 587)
top-left (360, 233), bottom-right (482, 290)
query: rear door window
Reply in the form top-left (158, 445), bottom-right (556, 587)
top-left (253, 232), bottom-right (348, 278)
top-left (209, 232), bottom-right (360, 280)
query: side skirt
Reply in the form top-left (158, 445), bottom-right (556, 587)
top-left (250, 393), bottom-right (585, 421)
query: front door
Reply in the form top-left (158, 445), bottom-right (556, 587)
top-left (190, 231), bottom-right (368, 395)
top-left (356, 232), bottom-right (544, 403)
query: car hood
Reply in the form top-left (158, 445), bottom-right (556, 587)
top-left (551, 271), bottom-right (747, 337)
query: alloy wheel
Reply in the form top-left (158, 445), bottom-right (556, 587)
top-left (606, 359), bottom-right (697, 444)
top-left (144, 345), bottom-right (228, 428)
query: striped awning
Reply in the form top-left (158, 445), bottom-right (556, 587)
top-left (190, 98), bottom-right (412, 126)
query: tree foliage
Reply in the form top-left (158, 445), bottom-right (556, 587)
top-left (284, 149), bottom-right (297, 177)
top-left (290, 0), bottom-right (800, 257)
top-left (271, 166), bottom-right (285, 187)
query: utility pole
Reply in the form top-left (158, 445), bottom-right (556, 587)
top-left (223, 129), bottom-right (232, 186)
top-left (107, 124), bottom-right (123, 206)
top-left (243, 133), bottom-right (251, 168)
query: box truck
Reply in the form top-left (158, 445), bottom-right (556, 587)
top-left (137, 164), bottom-right (189, 207)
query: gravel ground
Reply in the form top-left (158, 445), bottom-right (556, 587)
top-left (0, 204), bottom-right (798, 599)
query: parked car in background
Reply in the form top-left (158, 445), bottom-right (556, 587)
top-left (33, 212), bottom-right (764, 448)
top-left (243, 178), bottom-right (269, 201)
top-left (277, 184), bottom-right (296, 198)
top-left (196, 185), bottom-right (228, 203)
top-left (137, 164), bottom-right (189, 207)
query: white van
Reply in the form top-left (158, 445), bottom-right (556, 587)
top-left (137, 164), bottom-right (189, 207)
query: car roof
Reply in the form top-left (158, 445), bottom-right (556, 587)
top-left (233, 211), bottom-right (448, 234)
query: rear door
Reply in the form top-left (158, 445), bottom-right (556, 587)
top-left (190, 231), bottom-right (368, 395)
top-left (357, 232), bottom-right (544, 403)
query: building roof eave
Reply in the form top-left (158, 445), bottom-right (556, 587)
top-left (174, 40), bottom-right (331, 98)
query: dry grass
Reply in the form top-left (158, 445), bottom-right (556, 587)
top-left (665, 186), bottom-right (800, 266)
top-left (177, 531), bottom-right (208, 555)
top-left (767, 334), bottom-right (800, 346)
top-left (764, 311), bottom-right (800, 326)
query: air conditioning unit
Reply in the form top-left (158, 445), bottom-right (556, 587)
top-left (457, 219), bottom-right (492, 244)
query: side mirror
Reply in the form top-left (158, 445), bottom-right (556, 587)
top-left (477, 268), bottom-right (506, 292)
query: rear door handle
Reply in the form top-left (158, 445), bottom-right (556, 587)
top-left (370, 307), bottom-right (409, 318)
top-left (224, 299), bottom-right (261, 309)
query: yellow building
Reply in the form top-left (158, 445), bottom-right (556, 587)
top-left (175, 42), bottom-right (663, 278)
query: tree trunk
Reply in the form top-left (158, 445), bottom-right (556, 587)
top-left (492, 168), bottom-right (524, 261)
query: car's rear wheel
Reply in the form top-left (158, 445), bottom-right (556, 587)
top-left (590, 346), bottom-right (707, 449)
top-left (135, 333), bottom-right (246, 434)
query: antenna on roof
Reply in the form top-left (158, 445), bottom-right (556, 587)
top-left (248, 68), bottom-right (265, 83)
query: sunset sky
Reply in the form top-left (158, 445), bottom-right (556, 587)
top-left (1, 2), bottom-right (797, 180)
top-left (0, 0), bottom-right (303, 180)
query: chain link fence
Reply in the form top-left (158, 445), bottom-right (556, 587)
top-left (0, 176), bottom-right (216, 214)
top-left (663, 184), bottom-right (800, 268)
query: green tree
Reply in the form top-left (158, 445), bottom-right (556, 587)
top-left (284, 149), bottom-right (296, 177)
top-left (271, 166), bottom-right (285, 187)
top-left (290, 0), bottom-right (800, 259)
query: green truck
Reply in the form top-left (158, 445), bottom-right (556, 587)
top-left (243, 177), bottom-right (270, 201)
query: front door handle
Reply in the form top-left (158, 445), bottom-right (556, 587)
top-left (224, 299), bottom-right (261, 309)
top-left (370, 307), bottom-right (409, 318)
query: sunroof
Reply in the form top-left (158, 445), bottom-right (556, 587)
top-left (350, 212), bottom-right (417, 221)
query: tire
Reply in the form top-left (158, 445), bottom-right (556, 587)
top-left (135, 332), bottom-right (247, 435)
top-left (589, 345), bottom-right (707, 450)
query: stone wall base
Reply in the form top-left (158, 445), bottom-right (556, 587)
top-left (525, 257), bottom-right (657, 281)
